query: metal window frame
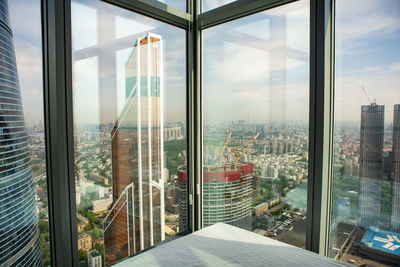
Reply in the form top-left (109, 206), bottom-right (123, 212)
top-left (40, 0), bottom-right (335, 265)
top-left (307, 0), bottom-right (335, 255)
top-left (198, 0), bottom-right (297, 29)
top-left (42, 0), bottom-right (78, 266)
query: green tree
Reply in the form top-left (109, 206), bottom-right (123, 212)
top-left (42, 245), bottom-right (51, 266)
top-left (90, 229), bottom-right (103, 240)
top-left (39, 220), bottom-right (49, 233)
top-left (78, 249), bottom-right (88, 262)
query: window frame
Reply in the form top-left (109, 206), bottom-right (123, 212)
top-left (41, 0), bottom-right (335, 265)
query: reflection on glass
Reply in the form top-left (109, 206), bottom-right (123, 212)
top-left (329, 1), bottom-right (400, 266)
top-left (1, 0), bottom-right (49, 265)
top-left (201, 0), bottom-right (309, 248)
top-left (202, 0), bottom-right (236, 12)
top-left (71, 0), bottom-right (186, 266)
top-left (156, 0), bottom-right (186, 12)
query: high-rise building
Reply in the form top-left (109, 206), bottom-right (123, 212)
top-left (0, 0), bottom-right (42, 265)
top-left (103, 33), bottom-right (165, 265)
top-left (358, 104), bottom-right (384, 227)
top-left (178, 163), bottom-right (254, 231)
top-left (256, 125), bottom-right (265, 139)
top-left (391, 104), bottom-right (400, 231)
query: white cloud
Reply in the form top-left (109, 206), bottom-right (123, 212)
top-left (14, 40), bottom-right (44, 124)
top-left (336, 0), bottom-right (400, 54)
top-left (335, 71), bottom-right (400, 122)
top-left (389, 62), bottom-right (400, 72)
top-left (8, 0), bottom-right (41, 43)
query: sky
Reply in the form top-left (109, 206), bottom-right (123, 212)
top-left (9, 0), bottom-right (43, 125)
top-left (7, 0), bottom-right (400, 126)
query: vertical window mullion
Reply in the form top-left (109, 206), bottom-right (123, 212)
top-left (42, 0), bottom-right (78, 265)
top-left (187, 0), bottom-right (202, 232)
top-left (307, 0), bottom-right (335, 255)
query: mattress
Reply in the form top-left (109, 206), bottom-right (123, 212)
top-left (114, 223), bottom-right (349, 266)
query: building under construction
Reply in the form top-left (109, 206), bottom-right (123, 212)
top-left (178, 133), bottom-right (257, 231)
top-left (178, 163), bottom-right (254, 231)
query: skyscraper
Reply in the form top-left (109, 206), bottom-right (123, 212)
top-left (391, 104), bottom-right (400, 231)
top-left (0, 0), bottom-right (42, 265)
top-left (104, 33), bottom-right (165, 265)
top-left (178, 163), bottom-right (254, 231)
top-left (359, 104), bottom-right (384, 227)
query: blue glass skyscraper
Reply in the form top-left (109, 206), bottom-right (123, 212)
top-left (0, 0), bottom-right (42, 265)
top-left (359, 104), bottom-right (384, 227)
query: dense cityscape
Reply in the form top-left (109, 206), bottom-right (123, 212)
top-left (1, 0), bottom-right (399, 266)
top-left (27, 104), bottom-right (400, 265)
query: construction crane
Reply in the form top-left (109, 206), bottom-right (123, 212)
top-left (219, 132), bottom-right (232, 166)
top-left (235, 132), bottom-right (260, 163)
top-left (361, 85), bottom-right (376, 105)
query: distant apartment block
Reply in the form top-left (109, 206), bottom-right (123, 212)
top-left (164, 126), bottom-right (183, 140)
top-left (78, 233), bottom-right (92, 251)
top-left (87, 250), bottom-right (102, 267)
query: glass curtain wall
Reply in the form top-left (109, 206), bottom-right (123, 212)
top-left (0, 0), bottom-right (49, 266)
top-left (328, 1), bottom-right (400, 266)
top-left (202, 0), bottom-right (309, 248)
top-left (71, 0), bottom-right (187, 265)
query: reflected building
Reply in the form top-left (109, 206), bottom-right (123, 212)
top-left (178, 163), bottom-right (254, 231)
top-left (104, 33), bottom-right (165, 265)
top-left (391, 104), bottom-right (400, 231)
top-left (0, 0), bottom-right (42, 265)
top-left (359, 104), bottom-right (384, 227)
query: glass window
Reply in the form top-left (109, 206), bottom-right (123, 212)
top-left (71, 0), bottom-right (187, 265)
top-left (329, 1), bottom-right (400, 266)
top-left (202, 0), bottom-right (236, 12)
top-left (1, 0), bottom-right (49, 265)
top-left (202, 0), bottom-right (309, 248)
top-left (156, 0), bottom-right (186, 12)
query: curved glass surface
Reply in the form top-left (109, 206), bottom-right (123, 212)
top-left (0, 0), bottom-right (43, 265)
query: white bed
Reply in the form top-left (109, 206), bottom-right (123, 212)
top-left (115, 223), bottom-right (349, 266)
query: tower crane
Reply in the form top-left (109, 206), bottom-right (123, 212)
top-left (361, 85), bottom-right (376, 105)
top-left (234, 132), bottom-right (260, 163)
top-left (219, 132), bottom-right (232, 166)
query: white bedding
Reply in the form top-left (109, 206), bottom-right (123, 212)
top-left (115, 223), bottom-right (349, 266)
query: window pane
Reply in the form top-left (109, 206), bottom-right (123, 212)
top-left (329, 1), bottom-right (400, 266)
top-left (156, 0), bottom-right (186, 12)
top-left (202, 0), bottom-right (236, 12)
top-left (71, 0), bottom-right (187, 266)
top-left (1, 0), bottom-right (49, 265)
top-left (202, 0), bottom-right (309, 248)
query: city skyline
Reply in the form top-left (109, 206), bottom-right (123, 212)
top-left (3, 0), bottom-right (399, 266)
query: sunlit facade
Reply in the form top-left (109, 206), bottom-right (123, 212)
top-left (104, 33), bottom-right (165, 265)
